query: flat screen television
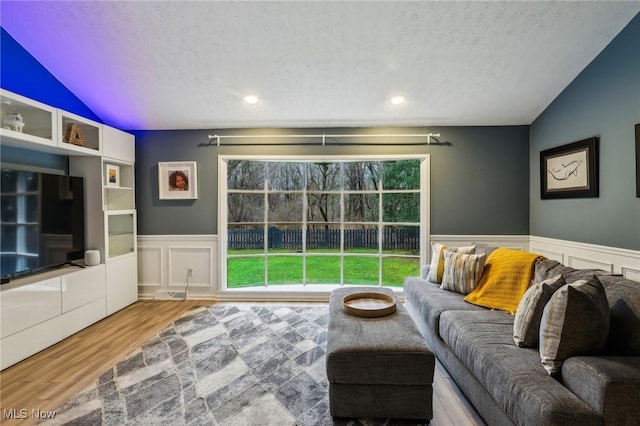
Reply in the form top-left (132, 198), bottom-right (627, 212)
top-left (1, 168), bottom-right (85, 283)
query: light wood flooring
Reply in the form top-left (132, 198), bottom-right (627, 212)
top-left (0, 300), bottom-right (485, 426)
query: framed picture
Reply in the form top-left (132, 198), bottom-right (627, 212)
top-left (540, 137), bottom-right (599, 199)
top-left (158, 161), bottom-right (198, 199)
top-left (636, 123), bottom-right (639, 197)
top-left (105, 164), bottom-right (120, 187)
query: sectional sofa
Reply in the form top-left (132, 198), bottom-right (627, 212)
top-left (404, 246), bottom-right (640, 425)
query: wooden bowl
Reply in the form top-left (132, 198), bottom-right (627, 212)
top-left (342, 292), bottom-right (397, 318)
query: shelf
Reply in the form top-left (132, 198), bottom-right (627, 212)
top-left (104, 187), bottom-right (135, 210)
top-left (1, 89), bottom-right (57, 151)
top-left (57, 110), bottom-right (102, 155)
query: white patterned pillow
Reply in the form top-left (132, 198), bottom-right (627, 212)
top-left (539, 275), bottom-right (610, 376)
top-left (441, 250), bottom-right (486, 294)
top-left (513, 274), bottom-right (565, 348)
top-left (427, 243), bottom-right (475, 283)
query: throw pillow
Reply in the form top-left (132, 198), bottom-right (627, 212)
top-left (539, 275), bottom-right (610, 376)
top-left (440, 250), bottom-right (486, 294)
top-left (472, 243), bottom-right (500, 257)
top-left (464, 248), bottom-right (545, 314)
top-left (513, 274), bottom-right (565, 348)
top-left (426, 243), bottom-right (475, 283)
top-left (426, 242), bottom-right (448, 283)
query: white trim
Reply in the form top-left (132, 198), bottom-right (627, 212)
top-left (529, 236), bottom-right (640, 278)
top-left (136, 234), bottom-right (640, 300)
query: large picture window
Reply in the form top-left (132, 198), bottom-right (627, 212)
top-left (220, 155), bottom-right (429, 290)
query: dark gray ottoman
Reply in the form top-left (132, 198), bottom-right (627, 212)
top-left (326, 287), bottom-right (435, 420)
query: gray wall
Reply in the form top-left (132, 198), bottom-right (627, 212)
top-left (134, 126), bottom-right (530, 236)
top-left (1, 145), bottom-right (68, 174)
top-left (530, 13), bottom-right (640, 250)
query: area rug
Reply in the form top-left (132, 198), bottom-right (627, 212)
top-left (47, 303), bottom-right (428, 425)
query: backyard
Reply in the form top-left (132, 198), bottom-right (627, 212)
top-left (227, 249), bottom-right (420, 288)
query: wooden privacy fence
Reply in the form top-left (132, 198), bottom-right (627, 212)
top-left (228, 227), bottom-right (419, 251)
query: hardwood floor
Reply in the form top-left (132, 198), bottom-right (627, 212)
top-left (0, 300), bottom-right (484, 426)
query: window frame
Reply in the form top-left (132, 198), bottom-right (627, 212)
top-left (218, 154), bottom-right (430, 293)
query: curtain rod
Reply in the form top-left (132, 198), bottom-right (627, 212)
top-left (203, 132), bottom-right (443, 147)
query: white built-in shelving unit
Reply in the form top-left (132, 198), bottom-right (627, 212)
top-left (0, 88), bottom-right (138, 369)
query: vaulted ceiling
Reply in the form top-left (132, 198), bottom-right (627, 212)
top-left (2, 1), bottom-right (638, 130)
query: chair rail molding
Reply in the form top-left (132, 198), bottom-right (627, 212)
top-left (529, 236), bottom-right (640, 281)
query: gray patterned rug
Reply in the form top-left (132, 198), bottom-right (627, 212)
top-left (47, 303), bottom-right (428, 426)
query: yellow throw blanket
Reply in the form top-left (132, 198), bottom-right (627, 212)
top-left (464, 248), bottom-right (546, 314)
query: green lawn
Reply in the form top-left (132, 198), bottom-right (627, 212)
top-left (226, 250), bottom-right (420, 288)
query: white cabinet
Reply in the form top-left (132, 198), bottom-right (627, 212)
top-left (0, 278), bottom-right (62, 339)
top-left (61, 264), bottom-right (106, 312)
top-left (0, 264), bottom-right (106, 370)
top-left (105, 211), bottom-right (137, 260)
top-left (0, 89), bottom-right (57, 151)
top-left (103, 125), bottom-right (135, 162)
top-left (57, 110), bottom-right (102, 155)
top-left (106, 254), bottom-right (138, 315)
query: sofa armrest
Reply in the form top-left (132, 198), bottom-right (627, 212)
top-left (562, 356), bottom-right (640, 425)
top-left (421, 265), bottom-right (431, 280)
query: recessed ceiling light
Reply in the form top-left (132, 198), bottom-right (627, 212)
top-left (390, 95), bottom-right (405, 105)
top-left (244, 95), bottom-right (259, 104)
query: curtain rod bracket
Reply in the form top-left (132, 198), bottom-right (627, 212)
top-left (426, 133), bottom-right (440, 145)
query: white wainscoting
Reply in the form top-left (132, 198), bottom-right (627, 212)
top-left (137, 235), bottom-right (218, 299)
top-left (529, 236), bottom-right (640, 281)
top-left (136, 234), bottom-right (640, 300)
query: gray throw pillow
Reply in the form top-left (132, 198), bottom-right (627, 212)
top-left (513, 274), bottom-right (565, 348)
top-left (539, 275), bottom-right (610, 376)
top-left (441, 250), bottom-right (486, 295)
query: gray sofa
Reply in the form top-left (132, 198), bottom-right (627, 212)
top-left (404, 259), bottom-right (640, 425)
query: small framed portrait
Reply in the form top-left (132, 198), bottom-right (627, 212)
top-left (540, 137), bottom-right (599, 199)
top-left (105, 164), bottom-right (120, 187)
top-left (159, 161), bottom-right (198, 200)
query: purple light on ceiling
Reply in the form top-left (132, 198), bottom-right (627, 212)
top-left (1, 1), bottom-right (145, 130)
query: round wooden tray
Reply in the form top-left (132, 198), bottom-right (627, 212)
top-left (342, 292), bottom-right (397, 318)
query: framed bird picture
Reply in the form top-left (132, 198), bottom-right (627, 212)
top-left (540, 137), bottom-right (599, 199)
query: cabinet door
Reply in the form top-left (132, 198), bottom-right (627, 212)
top-left (106, 254), bottom-right (138, 315)
top-left (103, 126), bottom-right (135, 162)
top-left (57, 110), bottom-right (102, 155)
top-left (0, 89), bottom-right (57, 151)
top-left (1, 278), bottom-right (62, 339)
top-left (61, 264), bottom-right (106, 313)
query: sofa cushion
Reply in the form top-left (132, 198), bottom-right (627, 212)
top-left (438, 310), bottom-right (599, 426)
top-left (535, 260), bottom-right (640, 355)
top-left (464, 248), bottom-right (545, 313)
top-left (513, 274), bottom-right (566, 348)
top-left (441, 250), bottom-right (486, 294)
top-left (598, 275), bottom-right (640, 355)
top-left (562, 356), bottom-right (640, 424)
top-left (539, 276), bottom-right (610, 376)
top-left (403, 277), bottom-right (487, 338)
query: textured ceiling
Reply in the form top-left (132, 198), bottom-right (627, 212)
top-left (1, 1), bottom-right (639, 130)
